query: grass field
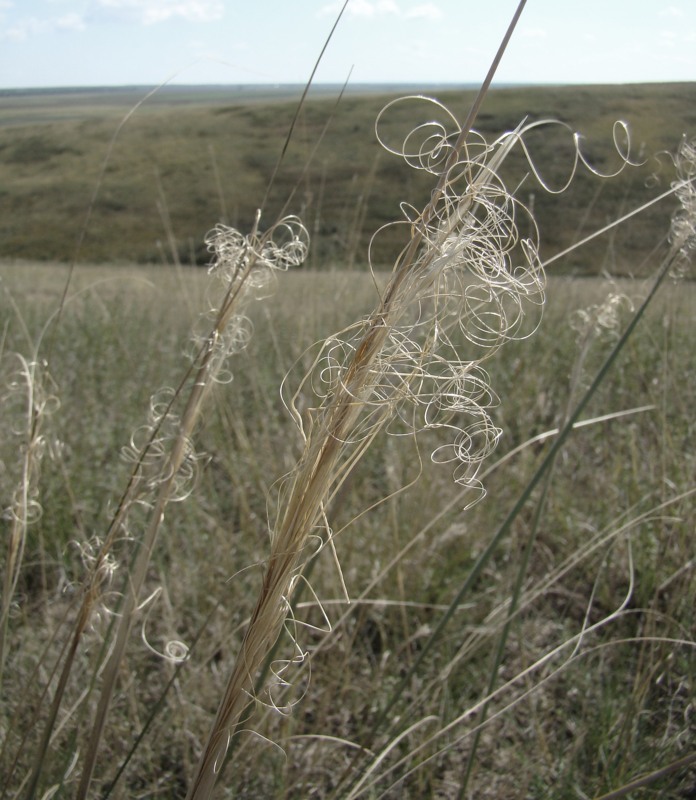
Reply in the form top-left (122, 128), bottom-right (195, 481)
top-left (1, 257), bottom-right (694, 797)
top-left (0, 76), bottom-right (695, 799)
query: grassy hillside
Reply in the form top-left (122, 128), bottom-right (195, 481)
top-left (1, 82), bottom-right (695, 274)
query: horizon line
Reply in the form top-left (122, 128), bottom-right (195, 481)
top-left (2, 79), bottom-right (695, 94)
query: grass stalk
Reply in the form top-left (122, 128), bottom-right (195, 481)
top-left (591, 752), bottom-right (696, 800)
top-left (187, 6), bottom-right (541, 796)
top-left (75, 235), bottom-right (305, 797)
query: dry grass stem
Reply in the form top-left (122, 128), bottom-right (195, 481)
top-left (185, 86), bottom-right (644, 794)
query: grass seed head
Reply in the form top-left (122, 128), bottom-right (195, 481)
top-left (669, 136), bottom-right (696, 278)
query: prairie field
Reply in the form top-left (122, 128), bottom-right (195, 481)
top-left (0, 79), bottom-right (695, 799)
top-left (2, 82), bottom-right (696, 272)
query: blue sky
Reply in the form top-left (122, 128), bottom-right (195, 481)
top-left (0, 0), bottom-right (694, 89)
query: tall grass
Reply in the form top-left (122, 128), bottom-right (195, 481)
top-left (1, 9), bottom-right (695, 800)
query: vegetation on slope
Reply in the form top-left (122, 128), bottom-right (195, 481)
top-left (1, 82), bottom-right (695, 274)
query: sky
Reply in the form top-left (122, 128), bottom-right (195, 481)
top-left (0, 0), bottom-right (694, 90)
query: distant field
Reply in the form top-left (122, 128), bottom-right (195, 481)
top-left (1, 82), bottom-right (695, 274)
top-left (0, 83), bottom-right (464, 126)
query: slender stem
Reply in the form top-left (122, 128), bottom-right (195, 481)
top-left (591, 752), bottom-right (696, 800)
top-left (371, 241), bottom-right (678, 759)
top-left (75, 305), bottom-right (233, 798)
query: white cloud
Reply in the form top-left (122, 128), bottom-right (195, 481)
top-left (347, 0), bottom-right (398, 17)
top-left (319, 0), bottom-right (399, 18)
top-left (659, 5), bottom-right (683, 17)
top-left (2, 17), bottom-right (46, 41)
top-left (56, 13), bottom-right (86, 31)
top-left (0, 5), bottom-right (85, 40)
top-left (95, 0), bottom-right (224, 25)
top-left (344, 0), bottom-right (378, 17)
top-left (404, 3), bottom-right (443, 20)
top-left (319, 0), bottom-right (442, 21)
top-left (0, 1), bottom-right (222, 42)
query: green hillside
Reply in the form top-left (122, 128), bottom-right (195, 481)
top-left (1, 82), bottom-right (695, 274)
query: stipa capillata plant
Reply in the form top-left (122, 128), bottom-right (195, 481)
top-left (185, 91), bottom-right (637, 797)
top-left (72, 214), bottom-right (308, 798)
top-left (0, 353), bottom-right (59, 689)
top-left (13, 213), bottom-right (309, 800)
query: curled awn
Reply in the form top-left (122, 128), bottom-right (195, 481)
top-left (186, 96), bottom-right (637, 799)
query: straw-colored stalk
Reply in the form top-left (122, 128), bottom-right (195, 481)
top-left (185, 98), bottom-right (550, 798)
top-left (0, 355), bottom-right (56, 688)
